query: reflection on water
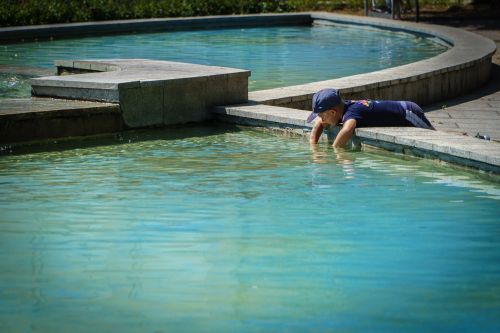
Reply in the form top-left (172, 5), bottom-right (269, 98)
top-left (0, 125), bottom-right (499, 333)
top-left (356, 156), bottom-right (500, 200)
top-left (310, 143), bottom-right (500, 200)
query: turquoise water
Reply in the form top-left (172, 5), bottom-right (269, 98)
top-left (0, 24), bottom-right (447, 97)
top-left (0, 125), bottom-right (499, 332)
top-left (0, 72), bottom-right (32, 98)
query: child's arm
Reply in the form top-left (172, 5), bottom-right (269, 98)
top-left (332, 119), bottom-right (357, 148)
top-left (309, 119), bottom-right (324, 144)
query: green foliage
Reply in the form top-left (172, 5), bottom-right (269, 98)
top-left (0, 0), bottom-right (283, 26)
top-left (0, 0), bottom-right (463, 26)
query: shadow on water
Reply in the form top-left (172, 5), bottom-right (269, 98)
top-left (0, 121), bottom-right (244, 157)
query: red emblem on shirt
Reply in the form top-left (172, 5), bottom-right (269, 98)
top-left (355, 100), bottom-right (370, 107)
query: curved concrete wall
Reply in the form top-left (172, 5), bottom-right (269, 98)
top-left (249, 12), bottom-right (497, 109)
top-left (1, 12), bottom-right (495, 110)
top-left (0, 14), bottom-right (312, 42)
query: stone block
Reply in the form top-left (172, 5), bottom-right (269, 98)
top-left (162, 73), bottom-right (249, 125)
top-left (119, 84), bottom-right (163, 127)
top-left (427, 73), bottom-right (441, 105)
top-left (162, 78), bottom-right (207, 125)
top-left (54, 60), bottom-right (74, 68)
top-left (90, 62), bottom-right (116, 72)
top-left (270, 96), bottom-right (293, 106)
top-left (228, 106), bottom-right (268, 121)
top-left (220, 75), bottom-right (248, 105)
top-left (73, 61), bottom-right (93, 71)
top-left (30, 59), bottom-right (250, 127)
top-left (284, 100), bottom-right (309, 110)
top-left (31, 85), bottom-right (120, 102)
top-left (355, 128), bottom-right (377, 140)
top-left (409, 138), bottom-right (434, 151)
top-left (375, 132), bottom-right (396, 143)
top-left (267, 114), bottom-right (304, 127)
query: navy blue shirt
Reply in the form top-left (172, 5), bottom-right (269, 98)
top-left (342, 100), bottom-right (409, 128)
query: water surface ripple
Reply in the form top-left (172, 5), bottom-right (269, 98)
top-left (0, 126), bottom-right (499, 332)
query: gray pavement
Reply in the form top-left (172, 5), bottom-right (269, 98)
top-left (424, 20), bottom-right (500, 142)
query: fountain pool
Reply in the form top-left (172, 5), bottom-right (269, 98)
top-left (0, 125), bottom-right (498, 332)
top-left (0, 24), bottom-right (448, 97)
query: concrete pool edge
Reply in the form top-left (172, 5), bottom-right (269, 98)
top-left (213, 104), bottom-right (500, 174)
top-left (249, 12), bottom-right (496, 109)
top-left (0, 12), bottom-right (495, 109)
top-left (29, 59), bottom-right (251, 128)
top-left (0, 13), bottom-right (313, 42)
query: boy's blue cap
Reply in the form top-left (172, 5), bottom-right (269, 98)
top-left (307, 88), bottom-right (342, 123)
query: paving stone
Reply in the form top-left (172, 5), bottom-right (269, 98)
top-left (433, 123), bottom-right (460, 129)
top-left (427, 112), bottom-right (452, 119)
top-left (447, 112), bottom-right (500, 120)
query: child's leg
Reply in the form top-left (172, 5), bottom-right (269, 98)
top-left (405, 101), bottom-right (435, 130)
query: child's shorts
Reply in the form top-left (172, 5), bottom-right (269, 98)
top-left (401, 101), bottom-right (434, 130)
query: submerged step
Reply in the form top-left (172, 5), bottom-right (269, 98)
top-left (0, 98), bottom-right (122, 144)
top-left (30, 59), bottom-right (250, 128)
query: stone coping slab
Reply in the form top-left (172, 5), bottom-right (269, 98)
top-left (214, 103), bottom-right (311, 128)
top-left (31, 59), bottom-right (250, 103)
top-left (214, 103), bottom-right (500, 173)
top-left (30, 59), bottom-right (250, 128)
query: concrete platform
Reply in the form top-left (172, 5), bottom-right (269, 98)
top-left (31, 59), bottom-right (250, 128)
top-left (0, 98), bottom-right (122, 144)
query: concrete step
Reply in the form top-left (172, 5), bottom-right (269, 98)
top-left (0, 98), bottom-right (122, 144)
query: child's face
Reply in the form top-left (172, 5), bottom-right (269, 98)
top-left (318, 108), bottom-right (341, 126)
